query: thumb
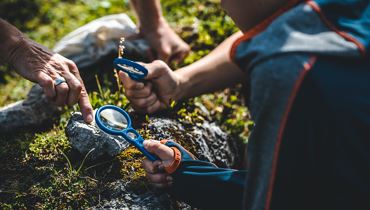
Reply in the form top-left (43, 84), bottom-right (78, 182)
top-left (140, 60), bottom-right (167, 80)
top-left (143, 140), bottom-right (174, 161)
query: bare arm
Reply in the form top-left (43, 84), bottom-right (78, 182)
top-left (223, 0), bottom-right (292, 32)
top-left (130, 0), bottom-right (162, 32)
top-left (0, 19), bottom-right (23, 64)
top-left (176, 31), bottom-right (245, 100)
top-left (129, 0), bottom-right (190, 63)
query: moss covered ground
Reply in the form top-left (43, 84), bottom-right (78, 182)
top-left (0, 0), bottom-right (252, 208)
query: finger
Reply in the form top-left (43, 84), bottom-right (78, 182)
top-left (168, 48), bottom-right (189, 63)
top-left (142, 60), bottom-right (168, 80)
top-left (54, 82), bottom-right (69, 106)
top-left (143, 140), bottom-right (174, 160)
top-left (146, 172), bottom-right (169, 184)
top-left (133, 99), bottom-right (166, 114)
top-left (66, 62), bottom-right (94, 123)
top-left (60, 71), bottom-right (82, 106)
top-left (78, 88), bottom-right (94, 123)
top-left (118, 71), bottom-right (144, 90)
top-left (156, 45), bottom-right (171, 64)
top-left (36, 72), bottom-right (56, 99)
top-left (146, 100), bottom-right (167, 114)
top-left (130, 93), bottom-right (158, 109)
top-left (125, 82), bottom-right (153, 98)
top-left (168, 51), bottom-right (183, 64)
top-left (142, 159), bottom-right (163, 174)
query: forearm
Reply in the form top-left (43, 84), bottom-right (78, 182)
top-left (130, 0), bottom-right (164, 32)
top-left (175, 31), bottom-right (246, 100)
top-left (0, 19), bottom-right (25, 64)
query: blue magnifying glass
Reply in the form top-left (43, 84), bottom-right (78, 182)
top-left (95, 105), bottom-right (158, 161)
top-left (113, 58), bottom-right (148, 81)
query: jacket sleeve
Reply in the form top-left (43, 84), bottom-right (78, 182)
top-left (163, 140), bottom-right (246, 210)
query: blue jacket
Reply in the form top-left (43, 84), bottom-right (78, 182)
top-left (169, 1), bottom-right (370, 210)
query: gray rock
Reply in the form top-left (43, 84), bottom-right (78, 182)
top-left (65, 112), bottom-right (130, 158)
top-left (66, 113), bottom-right (238, 167)
top-left (0, 85), bottom-right (60, 133)
top-left (147, 117), bottom-right (238, 168)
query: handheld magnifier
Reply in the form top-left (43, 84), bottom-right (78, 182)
top-left (113, 58), bottom-right (148, 81)
top-left (95, 105), bottom-right (158, 161)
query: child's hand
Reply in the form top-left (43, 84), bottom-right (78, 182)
top-left (142, 140), bottom-right (175, 188)
top-left (119, 60), bottom-right (182, 114)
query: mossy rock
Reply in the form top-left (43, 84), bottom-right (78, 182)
top-left (65, 111), bottom-right (241, 209)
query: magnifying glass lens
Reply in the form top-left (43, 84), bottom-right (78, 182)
top-left (99, 109), bottom-right (128, 131)
top-left (117, 64), bottom-right (145, 75)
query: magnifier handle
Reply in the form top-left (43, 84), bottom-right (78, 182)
top-left (113, 58), bottom-right (148, 81)
top-left (136, 138), bottom-right (159, 161)
top-left (141, 147), bottom-right (160, 161)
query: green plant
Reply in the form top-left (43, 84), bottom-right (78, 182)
top-left (28, 126), bottom-right (70, 161)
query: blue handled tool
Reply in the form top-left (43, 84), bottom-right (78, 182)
top-left (113, 58), bottom-right (148, 81)
top-left (95, 105), bottom-right (158, 161)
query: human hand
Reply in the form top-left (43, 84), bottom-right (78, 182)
top-left (140, 18), bottom-right (190, 64)
top-left (7, 37), bottom-right (93, 123)
top-left (142, 140), bottom-right (175, 188)
top-left (119, 60), bottom-right (182, 114)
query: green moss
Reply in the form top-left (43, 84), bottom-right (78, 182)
top-left (117, 147), bottom-right (147, 192)
top-left (28, 168), bottom-right (98, 210)
top-left (28, 126), bottom-right (70, 161)
top-left (0, 74), bottom-right (33, 107)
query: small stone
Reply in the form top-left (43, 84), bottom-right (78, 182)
top-left (65, 112), bottom-right (130, 159)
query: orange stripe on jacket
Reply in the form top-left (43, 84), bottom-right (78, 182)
top-left (264, 56), bottom-right (317, 210)
top-left (229, 0), bottom-right (301, 62)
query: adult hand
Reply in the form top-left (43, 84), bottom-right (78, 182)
top-left (141, 18), bottom-right (190, 64)
top-left (8, 37), bottom-right (93, 123)
top-left (142, 140), bottom-right (175, 188)
top-left (119, 60), bottom-right (182, 114)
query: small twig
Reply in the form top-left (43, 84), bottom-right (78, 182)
top-left (95, 74), bottom-right (104, 99)
top-left (59, 149), bottom-right (73, 175)
top-left (118, 37), bottom-right (125, 58)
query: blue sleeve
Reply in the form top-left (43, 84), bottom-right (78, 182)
top-left (171, 160), bottom-right (247, 210)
